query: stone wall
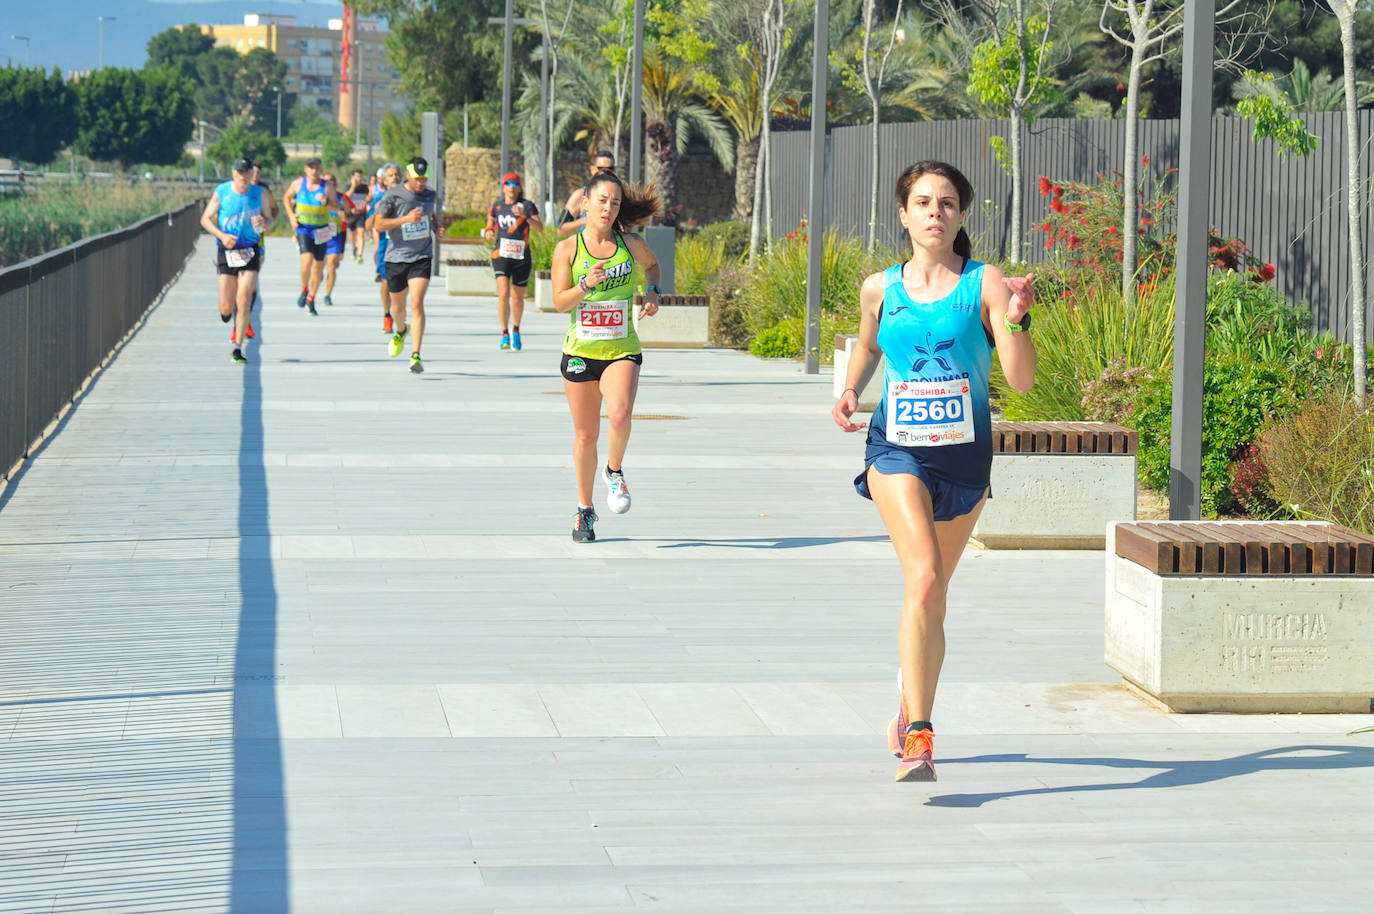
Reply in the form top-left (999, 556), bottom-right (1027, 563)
top-left (444, 143), bottom-right (739, 227)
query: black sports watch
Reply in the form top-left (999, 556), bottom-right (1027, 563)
top-left (1004, 312), bottom-right (1031, 333)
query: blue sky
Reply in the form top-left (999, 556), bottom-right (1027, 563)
top-left (6, 0), bottom-right (356, 73)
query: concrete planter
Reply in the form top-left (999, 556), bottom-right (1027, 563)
top-left (832, 335), bottom-right (884, 410)
top-left (445, 261), bottom-right (495, 296)
top-left (1104, 520), bottom-right (1374, 713)
top-left (972, 452), bottom-right (1138, 549)
top-left (631, 294), bottom-right (710, 349)
top-left (534, 270), bottom-right (555, 313)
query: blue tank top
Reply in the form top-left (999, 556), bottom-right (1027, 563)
top-left (872, 260), bottom-right (993, 487)
top-left (214, 182), bottom-right (263, 248)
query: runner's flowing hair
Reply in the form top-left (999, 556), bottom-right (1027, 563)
top-left (585, 172), bottom-right (661, 234)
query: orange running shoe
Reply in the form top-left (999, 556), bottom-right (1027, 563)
top-left (895, 728), bottom-right (936, 782)
top-left (383, 314), bottom-right (393, 334)
top-left (245, 323), bottom-right (255, 339)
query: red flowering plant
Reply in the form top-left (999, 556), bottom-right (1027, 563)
top-left (1036, 164), bottom-right (1271, 290)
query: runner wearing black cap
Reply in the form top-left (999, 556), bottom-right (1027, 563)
top-left (283, 156), bottom-right (344, 316)
top-left (200, 157), bottom-right (276, 363)
top-left (484, 171), bottom-right (542, 351)
top-left (373, 157), bottom-right (438, 373)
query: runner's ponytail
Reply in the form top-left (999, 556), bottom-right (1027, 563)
top-left (954, 228), bottom-right (972, 259)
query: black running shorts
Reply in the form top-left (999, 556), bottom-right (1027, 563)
top-left (560, 352), bottom-right (643, 383)
top-left (216, 245), bottom-right (262, 275)
top-left (491, 255), bottom-right (532, 287)
top-left (386, 258), bottom-right (432, 293)
top-left (296, 231), bottom-right (327, 261)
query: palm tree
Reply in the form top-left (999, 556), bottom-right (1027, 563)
top-left (641, 44), bottom-right (735, 217)
top-left (703, 66), bottom-right (763, 222)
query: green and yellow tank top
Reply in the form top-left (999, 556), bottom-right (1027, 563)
top-left (563, 230), bottom-right (641, 360)
top-left (295, 179), bottom-right (330, 228)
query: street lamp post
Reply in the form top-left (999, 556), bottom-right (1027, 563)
top-left (97, 16), bottom-right (115, 69)
top-left (273, 86), bottom-right (283, 178)
top-left (11, 35), bottom-right (30, 66)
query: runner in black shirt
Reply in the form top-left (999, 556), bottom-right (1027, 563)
top-left (483, 172), bottom-right (542, 351)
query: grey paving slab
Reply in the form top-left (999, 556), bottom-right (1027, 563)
top-left (1, 235), bottom-right (1373, 912)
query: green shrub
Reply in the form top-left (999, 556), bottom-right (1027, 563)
top-left (1128, 355), bottom-right (1303, 516)
top-left (1262, 396), bottom-right (1374, 534)
top-left (675, 231), bottom-right (734, 295)
top-left (749, 321), bottom-right (803, 359)
top-left (996, 273), bottom-right (1176, 420)
top-left (446, 216), bottom-right (486, 238)
top-left (733, 228), bottom-right (896, 363)
top-left (1205, 270), bottom-right (1313, 363)
top-left (694, 220), bottom-right (751, 261)
top-left (528, 225), bottom-right (556, 271)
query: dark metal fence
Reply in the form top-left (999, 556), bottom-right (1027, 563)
top-left (1, 202), bottom-right (201, 483)
top-left (770, 112), bottom-right (1374, 343)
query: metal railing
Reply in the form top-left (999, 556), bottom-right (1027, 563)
top-left (0, 201), bottom-right (202, 483)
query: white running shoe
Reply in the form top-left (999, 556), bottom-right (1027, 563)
top-left (603, 466), bottom-right (631, 515)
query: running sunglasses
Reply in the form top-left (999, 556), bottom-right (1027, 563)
top-left (503, 180), bottom-right (519, 186)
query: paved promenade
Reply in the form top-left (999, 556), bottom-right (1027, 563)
top-left (1, 236), bottom-right (1372, 912)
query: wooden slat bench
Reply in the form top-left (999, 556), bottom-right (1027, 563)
top-left (1105, 520), bottom-right (1374, 713)
top-left (970, 420), bottom-right (1139, 549)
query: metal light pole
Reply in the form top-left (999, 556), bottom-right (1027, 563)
top-left (486, 12), bottom-right (535, 178)
top-left (500, 0), bottom-right (514, 175)
top-left (629, 0), bottom-right (644, 185)
top-left (97, 16), bottom-right (115, 69)
top-left (803, 0), bottom-right (829, 375)
top-left (273, 86), bottom-right (283, 178)
top-left (1169, 0), bottom-right (1214, 520)
top-left (11, 35), bottom-right (30, 66)
top-left (540, 37), bottom-right (549, 219)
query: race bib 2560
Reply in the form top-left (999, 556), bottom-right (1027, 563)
top-left (885, 376), bottom-right (975, 447)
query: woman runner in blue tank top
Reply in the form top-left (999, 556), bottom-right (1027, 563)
top-left (832, 161), bottom-right (1038, 783)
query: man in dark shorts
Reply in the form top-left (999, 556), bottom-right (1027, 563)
top-left (283, 156), bottom-right (344, 315)
top-left (200, 157), bottom-right (276, 364)
top-left (373, 157), bottom-right (438, 374)
top-left (484, 171), bottom-right (542, 351)
top-left (345, 168), bottom-right (370, 263)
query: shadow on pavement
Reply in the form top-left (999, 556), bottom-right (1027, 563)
top-left (927, 744), bottom-right (1374, 808)
top-left (657, 535), bottom-right (891, 550)
top-left (231, 311), bottom-right (288, 911)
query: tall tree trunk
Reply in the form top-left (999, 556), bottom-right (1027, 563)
top-left (1121, 35), bottom-right (1146, 301)
top-left (733, 134), bottom-right (758, 223)
top-left (1009, 105), bottom-right (1024, 262)
top-left (1331, 2), bottom-right (1366, 402)
top-left (750, 118), bottom-right (770, 262)
top-left (644, 118), bottom-right (677, 217)
top-left (868, 100), bottom-right (880, 251)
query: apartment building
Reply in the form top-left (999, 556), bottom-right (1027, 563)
top-left (200, 12), bottom-right (408, 141)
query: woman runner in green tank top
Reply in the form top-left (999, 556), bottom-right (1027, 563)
top-left (551, 171), bottom-right (663, 544)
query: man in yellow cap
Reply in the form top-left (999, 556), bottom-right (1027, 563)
top-left (373, 157), bottom-right (439, 373)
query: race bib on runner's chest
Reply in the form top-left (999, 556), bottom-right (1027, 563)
top-left (225, 246), bottom-right (254, 268)
top-left (498, 238), bottom-right (526, 258)
top-left (401, 216), bottom-right (430, 240)
top-left (576, 300), bottom-right (628, 340)
top-left (311, 223), bottom-right (336, 244)
top-left (885, 377), bottom-right (975, 447)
